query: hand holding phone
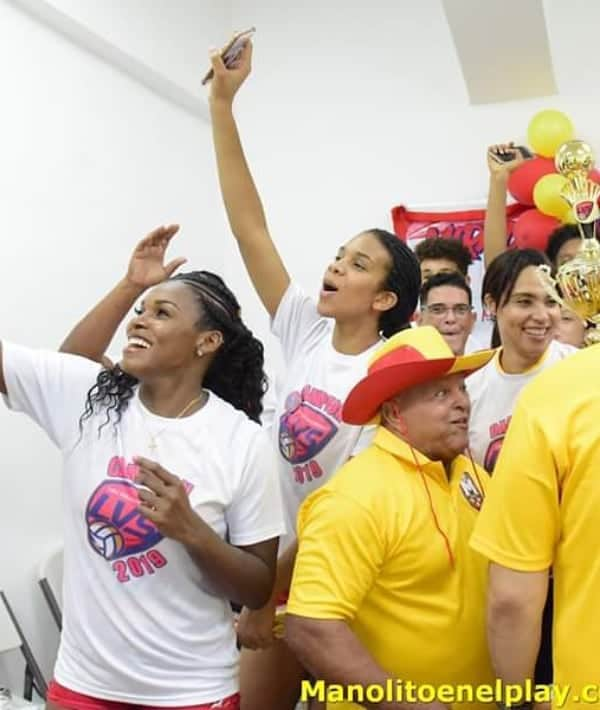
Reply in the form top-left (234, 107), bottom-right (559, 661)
top-left (202, 28), bottom-right (256, 86)
top-left (489, 144), bottom-right (534, 164)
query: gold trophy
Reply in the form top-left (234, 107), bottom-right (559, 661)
top-left (538, 140), bottom-right (600, 345)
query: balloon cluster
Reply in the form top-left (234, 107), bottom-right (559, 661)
top-left (509, 110), bottom-right (600, 250)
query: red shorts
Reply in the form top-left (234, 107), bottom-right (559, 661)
top-left (47, 681), bottom-right (240, 710)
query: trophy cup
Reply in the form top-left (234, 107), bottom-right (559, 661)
top-left (538, 140), bottom-right (600, 345)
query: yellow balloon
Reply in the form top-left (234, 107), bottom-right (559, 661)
top-left (561, 206), bottom-right (578, 224)
top-left (528, 110), bottom-right (575, 158)
top-left (533, 173), bottom-right (569, 218)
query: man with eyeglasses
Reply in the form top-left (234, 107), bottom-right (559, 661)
top-left (417, 272), bottom-right (476, 356)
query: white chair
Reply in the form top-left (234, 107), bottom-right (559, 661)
top-left (0, 591), bottom-right (47, 700)
top-left (37, 544), bottom-right (63, 631)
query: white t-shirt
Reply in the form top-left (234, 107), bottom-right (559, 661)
top-left (272, 284), bottom-right (377, 549)
top-left (260, 371), bottom-right (279, 435)
top-left (2, 343), bottom-right (284, 706)
top-left (465, 327), bottom-right (492, 354)
top-left (467, 339), bottom-right (577, 471)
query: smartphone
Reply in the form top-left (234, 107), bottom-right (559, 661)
top-left (490, 145), bottom-right (534, 163)
top-left (201, 27), bottom-right (256, 85)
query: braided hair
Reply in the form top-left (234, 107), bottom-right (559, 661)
top-left (172, 271), bottom-right (266, 422)
top-left (80, 270), bottom-right (267, 434)
top-left (368, 229), bottom-right (421, 337)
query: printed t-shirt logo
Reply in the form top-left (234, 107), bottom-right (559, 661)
top-left (459, 472), bottom-right (483, 511)
top-left (279, 387), bottom-right (340, 464)
top-left (85, 456), bottom-right (194, 561)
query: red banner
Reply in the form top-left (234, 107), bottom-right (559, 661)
top-left (390, 203), bottom-right (527, 348)
top-left (390, 203), bottom-right (527, 255)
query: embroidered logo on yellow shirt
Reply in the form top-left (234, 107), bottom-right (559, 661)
top-left (459, 472), bottom-right (483, 511)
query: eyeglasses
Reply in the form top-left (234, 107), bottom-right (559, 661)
top-left (422, 303), bottom-right (473, 317)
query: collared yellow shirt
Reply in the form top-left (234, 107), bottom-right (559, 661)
top-left (471, 345), bottom-right (600, 709)
top-left (288, 427), bottom-right (493, 710)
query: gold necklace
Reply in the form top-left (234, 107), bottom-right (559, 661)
top-left (141, 392), bottom-right (207, 453)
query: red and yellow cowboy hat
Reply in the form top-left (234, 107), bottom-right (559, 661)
top-left (342, 326), bottom-right (495, 425)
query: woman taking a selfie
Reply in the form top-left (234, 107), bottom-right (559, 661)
top-left (207, 41), bottom-right (421, 710)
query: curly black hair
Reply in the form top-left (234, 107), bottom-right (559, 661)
top-left (79, 364), bottom-right (137, 437)
top-left (80, 270), bottom-right (267, 434)
top-left (414, 237), bottom-right (473, 277)
top-left (368, 229), bottom-right (421, 337)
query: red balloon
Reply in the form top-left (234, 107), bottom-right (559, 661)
top-left (589, 169), bottom-right (600, 185)
top-left (512, 208), bottom-right (560, 251)
top-left (508, 157), bottom-right (556, 205)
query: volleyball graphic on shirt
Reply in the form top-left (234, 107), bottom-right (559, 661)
top-left (85, 479), bottom-right (163, 560)
top-left (279, 392), bottom-right (338, 464)
top-left (88, 521), bottom-right (125, 559)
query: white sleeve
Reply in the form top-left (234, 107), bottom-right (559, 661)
top-left (260, 372), bottom-right (278, 433)
top-left (350, 424), bottom-right (376, 457)
top-left (226, 430), bottom-right (286, 546)
top-left (271, 282), bottom-right (326, 362)
top-left (2, 342), bottom-right (102, 450)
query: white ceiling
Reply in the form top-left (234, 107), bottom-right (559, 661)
top-left (7, 0), bottom-right (600, 117)
top-left (442, 0), bottom-right (556, 104)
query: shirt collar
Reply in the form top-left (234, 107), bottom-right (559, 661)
top-left (495, 344), bottom-right (550, 375)
top-left (373, 426), bottom-right (450, 488)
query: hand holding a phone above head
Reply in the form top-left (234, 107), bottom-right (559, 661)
top-left (207, 36), bottom-right (253, 106)
top-left (487, 142), bottom-right (532, 178)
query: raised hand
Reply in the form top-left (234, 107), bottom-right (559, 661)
top-left (126, 224), bottom-right (186, 290)
top-left (208, 40), bottom-right (253, 105)
top-left (487, 142), bottom-right (527, 177)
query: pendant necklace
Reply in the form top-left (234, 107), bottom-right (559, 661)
top-left (141, 392), bottom-right (207, 453)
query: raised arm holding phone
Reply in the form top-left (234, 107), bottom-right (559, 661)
top-left (483, 142), bottom-right (529, 267)
top-left (207, 36), bottom-right (421, 710)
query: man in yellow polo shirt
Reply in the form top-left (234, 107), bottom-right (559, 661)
top-left (470, 345), bottom-right (600, 710)
top-left (285, 326), bottom-right (495, 710)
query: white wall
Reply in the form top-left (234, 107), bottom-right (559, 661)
top-left (0, 0), bottom-right (228, 690)
top-left (224, 0), bottom-right (600, 356)
top-left (39, 0), bottom-right (231, 97)
top-left (3, 0), bottom-right (600, 694)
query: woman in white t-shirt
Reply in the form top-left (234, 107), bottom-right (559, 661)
top-left (467, 248), bottom-right (577, 472)
top-left (467, 248), bottom-right (577, 690)
top-left (0, 226), bottom-right (284, 710)
top-left (207, 45), bottom-right (421, 709)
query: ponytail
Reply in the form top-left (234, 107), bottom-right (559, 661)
top-left (368, 229), bottom-right (421, 337)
